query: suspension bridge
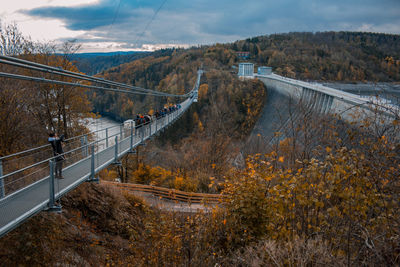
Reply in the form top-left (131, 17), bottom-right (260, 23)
top-left (0, 55), bottom-right (202, 237)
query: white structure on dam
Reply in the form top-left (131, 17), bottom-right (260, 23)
top-left (238, 63), bottom-right (254, 78)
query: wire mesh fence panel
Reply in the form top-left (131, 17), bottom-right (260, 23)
top-left (2, 161), bottom-right (49, 196)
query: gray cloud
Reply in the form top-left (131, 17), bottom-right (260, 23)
top-left (21, 0), bottom-right (400, 50)
top-left (24, 0), bottom-right (134, 30)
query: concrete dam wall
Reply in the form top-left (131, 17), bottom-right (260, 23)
top-left (246, 73), bottom-right (396, 153)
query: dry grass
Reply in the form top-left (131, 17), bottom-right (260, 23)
top-left (224, 238), bottom-right (346, 267)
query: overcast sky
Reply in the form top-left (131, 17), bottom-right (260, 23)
top-left (1, 0), bottom-right (399, 52)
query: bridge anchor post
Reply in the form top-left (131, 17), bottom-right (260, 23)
top-left (87, 144), bottom-right (99, 183)
top-left (47, 160), bottom-right (62, 213)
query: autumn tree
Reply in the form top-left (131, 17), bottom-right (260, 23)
top-left (222, 106), bottom-right (400, 265)
top-left (0, 22), bottom-right (93, 155)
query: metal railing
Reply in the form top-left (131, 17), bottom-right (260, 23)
top-left (0, 104), bottom-right (187, 199)
top-left (0, 125), bottom-right (117, 196)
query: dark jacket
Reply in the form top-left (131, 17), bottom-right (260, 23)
top-left (49, 135), bottom-right (65, 161)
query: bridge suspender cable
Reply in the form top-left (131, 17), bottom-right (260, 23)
top-left (0, 55), bottom-right (193, 98)
top-left (0, 71), bottom-right (179, 97)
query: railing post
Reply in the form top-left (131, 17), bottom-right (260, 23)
top-left (130, 121), bottom-right (134, 152)
top-left (155, 118), bottom-right (158, 132)
top-left (87, 144), bottom-right (99, 182)
top-left (120, 124), bottom-right (123, 139)
top-left (84, 135), bottom-right (88, 157)
top-left (80, 135), bottom-right (88, 157)
top-left (149, 121), bottom-right (151, 136)
top-left (106, 128), bottom-right (109, 148)
top-left (80, 136), bottom-right (85, 157)
top-left (48, 160), bottom-right (61, 212)
top-left (115, 136), bottom-right (118, 160)
top-left (113, 136), bottom-right (121, 165)
top-left (0, 159), bottom-right (5, 198)
top-left (141, 127), bottom-right (144, 143)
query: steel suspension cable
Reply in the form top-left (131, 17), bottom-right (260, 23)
top-left (0, 71), bottom-right (187, 97)
top-left (0, 55), bottom-right (192, 97)
top-left (0, 57), bottom-right (168, 96)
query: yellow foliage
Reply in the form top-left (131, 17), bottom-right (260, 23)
top-left (223, 144), bottom-right (399, 257)
top-left (131, 163), bottom-right (198, 192)
top-left (198, 120), bottom-right (204, 132)
top-left (198, 84), bottom-right (208, 99)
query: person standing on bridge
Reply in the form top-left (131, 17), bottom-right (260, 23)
top-left (48, 133), bottom-right (65, 179)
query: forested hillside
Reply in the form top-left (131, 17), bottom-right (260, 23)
top-left (90, 46), bottom-right (266, 135)
top-left (92, 31), bottom-right (400, 122)
top-left (70, 51), bottom-right (150, 75)
top-left (230, 31), bottom-right (400, 81)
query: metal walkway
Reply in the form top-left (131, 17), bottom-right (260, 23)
top-left (0, 71), bottom-right (202, 238)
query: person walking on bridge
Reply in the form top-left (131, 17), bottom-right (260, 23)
top-left (48, 133), bottom-right (65, 179)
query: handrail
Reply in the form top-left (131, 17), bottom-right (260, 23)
top-left (0, 106), bottom-right (183, 201)
top-left (0, 110), bottom-right (174, 179)
top-left (0, 109), bottom-right (183, 162)
top-left (0, 127), bottom-right (124, 179)
top-left (0, 123), bottom-right (122, 161)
